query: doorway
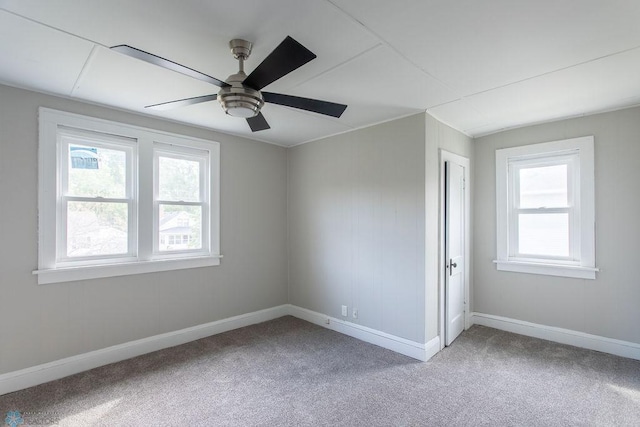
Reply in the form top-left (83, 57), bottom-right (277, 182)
top-left (439, 150), bottom-right (470, 348)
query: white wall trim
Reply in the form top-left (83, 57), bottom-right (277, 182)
top-left (0, 305), bottom-right (289, 396)
top-left (470, 312), bottom-right (640, 361)
top-left (493, 259), bottom-right (598, 279)
top-left (288, 305), bottom-right (440, 362)
top-left (0, 304), bottom-right (440, 396)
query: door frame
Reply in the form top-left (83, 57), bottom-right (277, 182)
top-left (439, 150), bottom-right (471, 349)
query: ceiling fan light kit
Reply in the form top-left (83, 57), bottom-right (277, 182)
top-left (111, 35), bottom-right (347, 132)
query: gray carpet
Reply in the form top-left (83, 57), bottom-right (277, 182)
top-left (1, 316), bottom-right (639, 426)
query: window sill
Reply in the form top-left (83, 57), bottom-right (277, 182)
top-left (493, 260), bottom-right (598, 280)
top-left (33, 255), bottom-right (222, 285)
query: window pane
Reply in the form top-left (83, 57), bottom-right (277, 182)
top-left (68, 145), bottom-right (126, 198)
top-left (519, 164), bottom-right (567, 208)
top-left (159, 205), bottom-right (202, 251)
top-left (519, 213), bottom-right (569, 257)
top-left (67, 201), bottom-right (128, 257)
top-left (158, 156), bottom-right (200, 202)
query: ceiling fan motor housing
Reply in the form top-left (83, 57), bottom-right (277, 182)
top-left (218, 72), bottom-right (264, 118)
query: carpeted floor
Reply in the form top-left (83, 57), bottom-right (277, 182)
top-left (1, 316), bottom-right (639, 426)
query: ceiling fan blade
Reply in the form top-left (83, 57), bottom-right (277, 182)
top-left (246, 112), bottom-right (270, 132)
top-left (263, 92), bottom-right (347, 118)
top-left (146, 94), bottom-right (218, 110)
top-left (242, 36), bottom-right (316, 91)
top-left (111, 45), bottom-right (229, 88)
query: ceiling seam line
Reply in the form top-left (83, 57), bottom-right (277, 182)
top-left (289, 43), bottom-right (383, 90)
top-left (323, 0), bottom-right (464, 99)
top-left (428, 44), bottom-right (640, 132)
top-left (323, 0), bottom-right (640, 115)
top-left (460, 44), bottom-right (640, 99)
top-left (70, 45), bottom-right (100, 97)
top-left (0, 8), bottom-right (109, 49)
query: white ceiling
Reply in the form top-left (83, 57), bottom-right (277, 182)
top-left (1, 0), bottom-right (639, 146)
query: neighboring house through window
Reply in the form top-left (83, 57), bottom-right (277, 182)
top-left (159, 211), bottom-right (195, 250)
top-left (495, 136), bottom-right (597, 279)
top-left (35, 108), bottom-right (220, 284)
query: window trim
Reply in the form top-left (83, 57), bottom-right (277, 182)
top-left (35, 108), bottom-right (221, 285)
top-left (495, 136), bottom-right (597, 279)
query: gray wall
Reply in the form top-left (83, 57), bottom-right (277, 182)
top-left (0, 84), bottom-right (288, 375)
top-left (474, 107), bottom-right (640, 344)
top-left (288, 114), bottom-right (426, 342)
top-left (288, 113), bottom-right (471, 344)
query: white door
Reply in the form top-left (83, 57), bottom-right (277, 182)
top-left (445, 161), bottom-right (465, 346)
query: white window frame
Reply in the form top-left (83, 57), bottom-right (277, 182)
top-left (35, 108), bottom-right (221, 284)
top-left (153, 143), bottom-right (210, 258)
top-left (508, 153), bottom-right (578, 262)
top-left (495, 136), bottom-right (598, 279)
top-left (57, 128), bottom-right (138, 266)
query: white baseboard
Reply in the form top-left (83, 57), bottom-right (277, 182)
top-left (470, 312), bottom-right (640, 361)
top-left (0, 304), bottom-right (440, 396)
top-left (0, 305), bottom-right (289, 396)
top-left (287, 305), bottom-right (440, 362)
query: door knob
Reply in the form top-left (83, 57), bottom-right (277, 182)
top-left (449, 259), bottom-right (457, 276)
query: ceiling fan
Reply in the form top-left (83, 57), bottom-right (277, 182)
top-left (111, 36), bottom-right (347, 132)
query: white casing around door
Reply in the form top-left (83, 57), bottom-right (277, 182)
top-left (445, 161), bottom-right (465, 346)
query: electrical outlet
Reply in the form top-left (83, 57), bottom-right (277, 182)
top-left (341, 305), bottom-right (348, 317)
top-left (352, 308), bottom-right (358, 319)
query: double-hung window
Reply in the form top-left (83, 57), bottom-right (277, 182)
top-left (59, 129), bottom-right (136, 263)
top-left (36, 108), bottom-right (220, 284)
top-left (154, 144), bottom-right (209, 255)
top-left (495, 136), bottom-right (597, 279)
